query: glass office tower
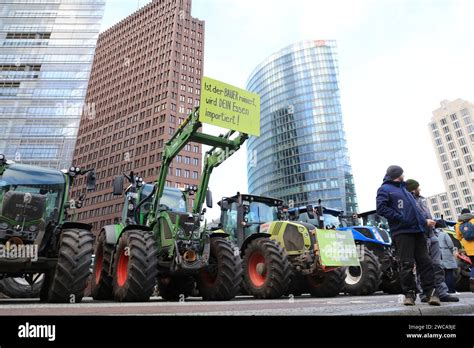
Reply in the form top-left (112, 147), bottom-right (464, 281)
top-left (0, 0), bottom-right (105, 169)
top-left (246, 40), bottom-right (358, 213)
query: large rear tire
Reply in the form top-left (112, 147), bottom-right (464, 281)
top-left (344, 248), bottom-right (382, 296)
top-left (195, 238), bottom-right (242, 301)
top-left (157, 276), bottom-right (195, 301)
top-left (112, 230), bottom-right (158, 302)
top-left (0, 275), bottom-right (43, 298)
top-left (91, 231), bottom-right (114, 300)
top-left (242, 238), bottom-right (291, 299)
top-left (41, 228), bottom-right (94, 303)
top-left (306, 267), bottom-right (346, 298)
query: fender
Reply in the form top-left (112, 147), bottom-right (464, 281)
top-left (210, 229), bottom-right (229, 239)
top-left (240, 233), bottom-right (271, 254)
top-left (102, 225), bottom-right (120, 245)
top-left (103, 224), bottom-right (152, 245)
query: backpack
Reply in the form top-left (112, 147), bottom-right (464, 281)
top-left (459, 219), bottom-right (474, 241)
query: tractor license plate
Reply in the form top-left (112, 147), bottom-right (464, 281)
top-left (317, 229), bottom-right (360, 267)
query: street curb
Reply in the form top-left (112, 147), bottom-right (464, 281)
top-left (355, 303), bottom-right (474, 316)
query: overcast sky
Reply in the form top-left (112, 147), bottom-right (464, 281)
top-left (102, 0), bottom-right (474, 218)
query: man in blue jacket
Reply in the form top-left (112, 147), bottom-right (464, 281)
top-left (376, 165), bottom-right (440, 306)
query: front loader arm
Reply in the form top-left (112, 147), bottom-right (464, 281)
top-left (193, 131), bottom-right (248, 214)
top-left (150, 107), bottom-right (249, 221)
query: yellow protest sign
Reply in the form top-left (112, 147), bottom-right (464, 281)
top-left (200, 77), bottom-right (261, 136)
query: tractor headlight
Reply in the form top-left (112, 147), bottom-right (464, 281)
top-left (0, 222), bottom-right (8, 230)
top-left (28, 225), bottom-right (38, 232)
top-left (192, 230), bottom-right (201, 239)
top-left (373, 230), bottom-right (384, 243)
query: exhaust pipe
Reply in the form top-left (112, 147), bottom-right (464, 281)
top-left (183, 250), bottom-right (197, 263)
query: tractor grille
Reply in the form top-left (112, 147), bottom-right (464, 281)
top-left (283, 224), bottom-right (305, 252)
top-left (168, 212), bottom-right (200, 237)
top-left (2, 192), bottom-right (45, 221)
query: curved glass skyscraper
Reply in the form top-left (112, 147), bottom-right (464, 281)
top-left (246, 40), bottom-right (358, 213)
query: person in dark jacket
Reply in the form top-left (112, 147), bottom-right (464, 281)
top-left (406, 179), bottom-right (459, 302)
top-left (376, 166), bottom-right (440, 306)
top-left (437, 222), bottom-right (459, 294)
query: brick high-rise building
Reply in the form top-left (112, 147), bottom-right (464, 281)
top-left (71, 0), bottom-right (205, 232)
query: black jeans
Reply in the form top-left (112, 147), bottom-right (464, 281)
top-left (470, 256), bottom-right (474, 279)
top-left (393, 232), bottom-right (435, 295)
top-left (444, 269), bottom-right (456, 293)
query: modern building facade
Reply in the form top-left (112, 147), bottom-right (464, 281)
top-left (246, 40), bottom-right (358, 213)
top-left (71, 0), bottom-right (205, 232)
top-left (427, 192), bottom-right (455, 221)
top-left (0, 0), bottom-right (105, 169)
top-left (427, 99), bottom-right (474, 219)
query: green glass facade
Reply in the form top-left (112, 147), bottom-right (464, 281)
top-left (0, 0), bottom-right (105, 169)
top-left (246, 40), bottom-right (358, 213)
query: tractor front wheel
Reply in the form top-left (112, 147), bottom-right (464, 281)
top-left (242, 238), bottom-right (291, 299)
top-left (344, 248), bottom-right (382, 296)
top-left (112, 230), bottom-right (158, 302)
top-left (41, 228), bottom-right (94, 303)
top-left (196, 237), bottom-right (242, 301)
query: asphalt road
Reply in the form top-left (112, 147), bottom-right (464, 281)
top-left (1, 292), bottom-right (474, 316)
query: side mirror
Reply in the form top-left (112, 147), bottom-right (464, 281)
top-left (113, 176), bottom-right (124, 196)
top-left (221, 200), bottom-right (230, 211)
top-left (206, 189), bottom-right (213, 208)
top-left (306, 205), bottom-right (315, 219)
top-left (86, 171), bottom-right (97, 191)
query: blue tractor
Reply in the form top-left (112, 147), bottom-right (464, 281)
top-left (289, 206), bottom-right (401, 295)
top-left (336, 210), bottom-right (401, 295)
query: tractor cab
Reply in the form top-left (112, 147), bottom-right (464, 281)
top-left (358, 210), bottom-right (390, 231)
top-left (112, 173), bottom-right (190, 226)
top-left (219, 194), bottom-right (283, 246)
top-left (0, 163), bottom-right (66, 244)
top-left (287, 205), bottom-right (342, 229)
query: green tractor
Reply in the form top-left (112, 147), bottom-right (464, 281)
top-left (0, 154), bottom-right (97, 302)
top-left (91, 108), bottom-right (246, 302)
top-left (216, 193), bottom-right (360, 299)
